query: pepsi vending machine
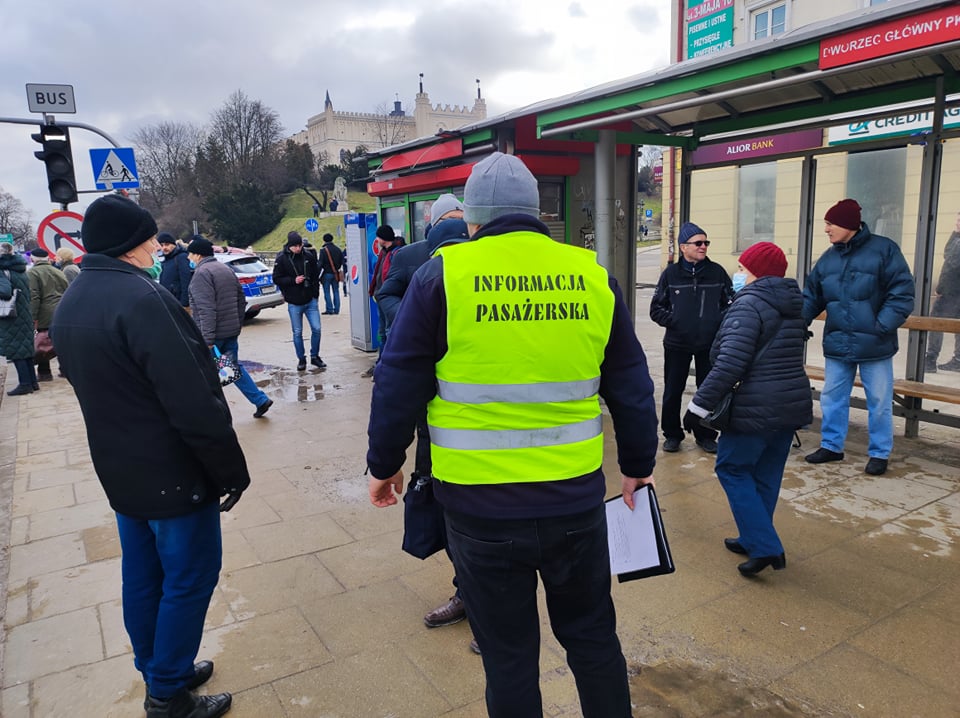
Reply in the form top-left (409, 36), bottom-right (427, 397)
top-left (345, 212), bottom-right (380, 351)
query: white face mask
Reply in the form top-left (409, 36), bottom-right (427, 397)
top-left (732, 272), bottom-right (748, 293)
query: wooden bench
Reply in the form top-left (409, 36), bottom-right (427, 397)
top-left (806, 314), bottom-right (960, 435)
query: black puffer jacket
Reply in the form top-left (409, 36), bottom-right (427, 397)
top-left (650, 257), bottom-right (733, 351)
top-left (692, 277), bottom-right (812, 433)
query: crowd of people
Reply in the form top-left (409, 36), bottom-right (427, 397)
top-left (1, 169), bottom-right (954, 717)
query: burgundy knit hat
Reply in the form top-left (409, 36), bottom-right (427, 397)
top-left (824, 199), bottom-right (861, 230)
top-left (739, 242), bottom-right (787, 279)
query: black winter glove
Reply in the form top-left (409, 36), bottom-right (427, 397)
top-left (682, 409), bottom-right (700, 434)
top-left (220, 490), bottom-right (243, 512)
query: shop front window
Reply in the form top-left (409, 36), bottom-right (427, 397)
top-left (846, 147), bottom-right (906, 245)
top-left (382, 205), bottom-right (406, 240)
top-left (737, 162), bottom-right (777, 251)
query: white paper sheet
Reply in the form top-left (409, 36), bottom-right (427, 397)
top-left (606, 485), bottom-right (662, 575)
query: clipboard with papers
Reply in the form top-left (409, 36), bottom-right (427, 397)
top-left (605, 485), bottom-right (675, 582)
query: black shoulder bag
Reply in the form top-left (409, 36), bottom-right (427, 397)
top-left (701, 317), bottom-right (783, 432)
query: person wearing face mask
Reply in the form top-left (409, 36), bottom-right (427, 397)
top-left (49, 195), bottom-right (246, 718)
top-left (650, 222), bottom-right (734, 454)
top-left (683, 242), bottom-right (812, 577)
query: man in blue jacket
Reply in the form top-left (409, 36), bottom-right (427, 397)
top-left (802, 199), bottom-right (915, 475)
top-left (158, 233), bottom-right (192, 308)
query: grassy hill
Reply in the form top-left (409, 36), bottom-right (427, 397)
top-left (252, 190), bottom-right (376, 253)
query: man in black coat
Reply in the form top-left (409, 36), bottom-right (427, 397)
top-left (650, 222), bottom-right (733, 454)
top-left (50, 195), bottom-right (246, 718)
top-left (158, 233), bottom-right (192, 308)
top-left (273, 231), bottom-right (324, 371)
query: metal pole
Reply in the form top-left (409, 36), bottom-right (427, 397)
top-left (594, 129), bottom-right (616, 272)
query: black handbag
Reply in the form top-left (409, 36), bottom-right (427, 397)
top-left (700, 317), bottom-right (783, 432)
top-left (402, 473), bottom-right (446, 560)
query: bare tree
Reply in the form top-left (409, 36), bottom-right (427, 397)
top-left (0, 187), bottom-right (34, 248)
top-left (131, 121), bottom-right (203, 211)
top-left (372, 101), bottom-right (410, 148)
top-left (208, 90), bottom-right (285, 184)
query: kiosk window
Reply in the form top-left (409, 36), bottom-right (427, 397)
top-left (539, 181), bottom-right (564, 221)
top-left (737, 162), bottom-right (777, 251)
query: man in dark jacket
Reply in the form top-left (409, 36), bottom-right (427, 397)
top-left (158, 232), bottom-right (192, 308)
top-left (926, 210), bottom-right (960, 372)
top-left (367, 152), bottom-right (658, 717)
top-left (650, 222), bottom-right (733, 454)
top-left (370, 224), bottom-right (402, 352)
top-left (377, 216), bottom-right (472, 633)
top-left (188, 236), bottom-right (273, 418)
top-left (50, 195), bottom-right (244, 718)
top-left (802, 199), bottom-right (915, 475)
top-left (273, 231), bottom-right (324, 370)
top-left (317, 233), bottom-right (344, 316)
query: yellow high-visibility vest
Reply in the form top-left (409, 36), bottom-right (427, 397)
top-left (428, 230), bottom-right (615, 485)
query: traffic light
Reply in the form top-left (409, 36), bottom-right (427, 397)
top-left (31, 124), bottom-right (78, 205)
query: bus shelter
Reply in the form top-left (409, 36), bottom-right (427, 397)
top-left (367, 0), bottom-right (960, 435)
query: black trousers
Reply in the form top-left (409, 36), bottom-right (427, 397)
top-left (445, 505), bottom-right (631, 718)
top-left (661, 346), bottom-right (716, 442)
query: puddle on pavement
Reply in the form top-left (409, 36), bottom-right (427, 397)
top-left (240, 361), bottom-right (343, 402)
top-left (629, 662), bottom-right (817, 717)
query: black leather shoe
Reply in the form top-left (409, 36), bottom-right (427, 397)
top-left (865, 458), bottom-right (888, 475)
top-left (143, 661), bottom-right (216, 709)
top-left (724, 538), bottom-right (747, 555)
top-left (310, 356), bottom-right (326, 369)
top-left (805, 447), bottom-right (844, 464)
top-left (146, 689), bottom-right (231, 718)
top-left (186, 660), bottom-right (214, 691)
top-left (738, 554), bottom-right (786, 577)
top-left (696, 438), bottom-right (718, 454)
top-left (253, 399), bottom-right (273, 418)
top-left (6, 384), bottom-right (34, 396)
top-left (297, 358), bottom-right (307, 371)
top-left (663, 437), bottom-right (682, 453)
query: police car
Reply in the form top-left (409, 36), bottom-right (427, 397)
top-left (214, 248), bottom-right (283, 320)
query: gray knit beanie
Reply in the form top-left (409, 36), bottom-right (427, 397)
top-left (463, 153), bottom-right (539, 225)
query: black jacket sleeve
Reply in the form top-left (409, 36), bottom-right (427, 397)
top-left (175, 253), bottom-right (193, 306)
top-left (649, 267), bottom-right (674, 328)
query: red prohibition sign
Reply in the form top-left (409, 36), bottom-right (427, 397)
top-left (37, 210), bottom-right (85, 256)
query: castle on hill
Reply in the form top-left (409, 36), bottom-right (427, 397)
top-left (291, 80), bottom-right (487, 166)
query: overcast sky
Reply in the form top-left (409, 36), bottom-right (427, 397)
top-left (1, 0), bottom-right (671, 229)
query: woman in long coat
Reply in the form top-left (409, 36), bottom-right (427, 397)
top-left (0, 242), bottom-right (39, 395)
top-left (685, 242), bottom-right (813, 577)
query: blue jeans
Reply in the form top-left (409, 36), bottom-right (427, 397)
top-left (213, 336), bottom-right (269, 408)
top-left (116, 502), bottom-right (222, 700)
top-left (820, 356), bottom-right (894, 458)
top-left (321, 275), bottom-right (341, 314)
top-left (287, 299), bottom-right (321, 360)
top-left (445, 505), bottom-right (631, 718)
top-left (715, 429), bottom-right (793, 558)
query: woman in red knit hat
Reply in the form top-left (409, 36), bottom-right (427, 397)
top-left (684, 242), bottom-right (812, 577)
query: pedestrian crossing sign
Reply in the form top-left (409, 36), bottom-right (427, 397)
top-left (90, 147), bottom-right (140, 190)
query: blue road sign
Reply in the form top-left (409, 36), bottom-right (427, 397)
top-left (645, 209), bottom-right (653, 218)
top-left (90, 148), bottom-right (139, 190)
top-left (305, 218), bottom-right (319, 233)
